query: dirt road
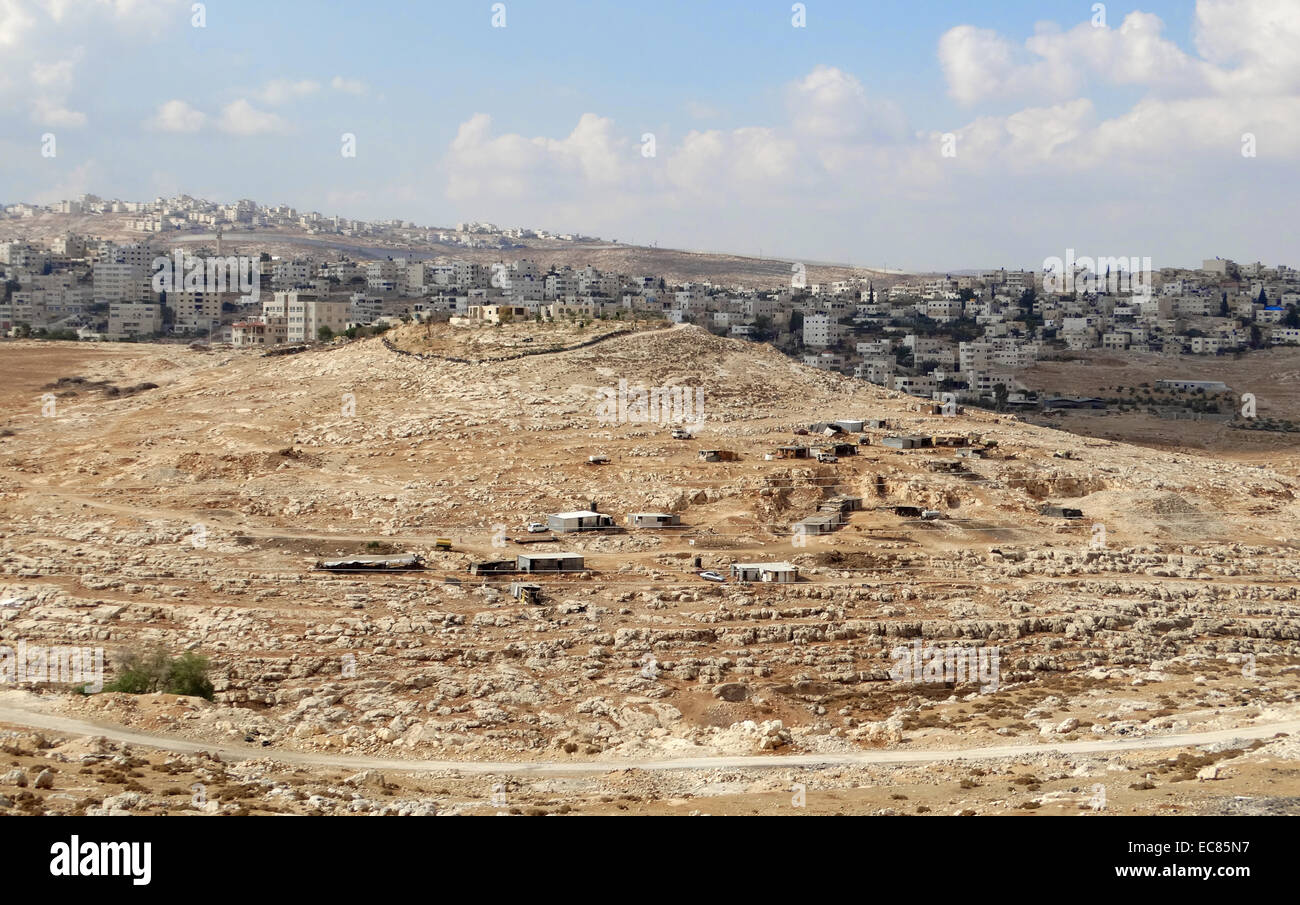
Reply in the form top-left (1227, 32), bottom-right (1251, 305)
top-left (1, 702), bottom-right (1293, 776)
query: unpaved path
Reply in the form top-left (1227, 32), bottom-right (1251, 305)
top-left (1, 702), bottom-right (1293, 776)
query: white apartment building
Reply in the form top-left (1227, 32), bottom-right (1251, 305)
top-left (93, 260), bottom-right (151, 303)
top-left (959, 341), bottom-right (993, 373)
top-left (0, 242), bottom-right (49, 268)
top-left (926, 298), bottom-right (964, 322)
top-left (894, 374), bottom-right (938, 396)
top-left (546, 272), bottom-right (580, 299)
top-left (802, 312), bottom-right (842, 348)
top-left (990, 337), bottom-right (1040, 368)
top-left (266, 290), bottom-right (347, 342)
top-left (970, 372), bottom-right (1016, 394)
top-left (856, 339), bottom-right (892, 357)
top-left (802, 351), bottom-right (846, 371)
top-left (855, 359), bottom-right (895, 385)
top-left (304, 296), bottom-right (350, 340)
top-left (1064, 328), bottom-right (1099, 350)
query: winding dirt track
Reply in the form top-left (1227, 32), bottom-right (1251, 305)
top-left (1, 702), bottom-right (1294, 776)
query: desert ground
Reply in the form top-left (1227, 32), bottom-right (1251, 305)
top-left (1020, 348), bottom-right (1300, 463)
top-left (0, 323), bottom-right (1297, 815)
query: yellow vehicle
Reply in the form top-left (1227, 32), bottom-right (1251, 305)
top-left (434, 538), bottom-right (452, 551)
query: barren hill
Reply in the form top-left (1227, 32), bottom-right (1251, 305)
top-left (0, 325), bottom-right (1297, 814)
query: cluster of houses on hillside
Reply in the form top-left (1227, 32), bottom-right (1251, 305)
top-left (0, 194), bottom-right (599, 246)
top-left (4, 194), bottom-right (1300, 408)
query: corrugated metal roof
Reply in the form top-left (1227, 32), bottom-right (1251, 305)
top-left (318, 554), bottom-right (421, 568)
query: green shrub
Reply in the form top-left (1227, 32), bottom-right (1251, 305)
top-left (104, 647), bottom-right (215, 700)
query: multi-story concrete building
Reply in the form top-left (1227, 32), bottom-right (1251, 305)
top-left (107, 302), bottom-right (163, 339)
top-left (231, 317), bottom-right (288, 347)
top-left (894, 374), bottom-right (937, 396)
top-left (168, 291), bottom-right (224, 335)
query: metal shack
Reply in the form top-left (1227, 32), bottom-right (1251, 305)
top-left (1039, 504), bottom-right (1084, 519)
top-left (833, 419), bottom-right (865, 433)
top-left (316, 554), bottom-right (423, 571)
top-left (815, 503), bottom-right (846, 526)
top-left (698, 449), bottom-right (738, 462)
top-left (797, 514), bottom-right (838, 535)
top-left (509, 582), bottom-right (542, 604)
top-left (775, 444), bottom-right (810, 459)
top-left (730, 562), bottom-right (800, 583)
top-left (628, 512), bottom-right (681, 528)
top-left (516, 552), bottom-right (585, 573)
top-left (882, 435), bottom-right (932, 449)
top-left (547, 510), bottom-right (615, 533)
top-left (469, 559), bottom-right (517, 576)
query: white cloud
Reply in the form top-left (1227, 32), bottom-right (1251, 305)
top-left (939, 2), bottom-right (1300, 108)
top-left (667, 127), bottom-right (802, 195)
top-left (44, 0), bottom-right (185, 34)
top-left (257, 78), bottom-right (319, 105)
top-left (331, 75), bottom-right (366, 95)
top-left (938, 25), bottom-right (1027, 105)
top-left (0, 0), bottom-right (36, 46)
top-left (786, 64), bottom-right (907, 142)
top-left (217, 98), bottom-right (287, 135)
top-left (31, 96), bottom-right (86, 127)
top-left (147, 98), bottom-right (205, 132)
top-left (1, 0), bottom-right (185, 130)
top-left (31, 56), bottom-right (78, 89)
top-left (925, 2), bottom-right (1300, 173)
top-left (1196, 0), bottom-right (1300, 94)
top-left (445, 112), bottom-right (634, 202)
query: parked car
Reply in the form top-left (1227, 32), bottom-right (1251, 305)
top-left (670, 428), bottom-right (691, 439)
top-left (920, 510), bottom-right (942, 520)
top-left (817, 452), bottom-right (838, 463)
top-left (698, 570), bottom-right (726, 583)
top-left (526, 522), bottom-right (548, 533)
top-left (587, 455), bottom-right (610, 465)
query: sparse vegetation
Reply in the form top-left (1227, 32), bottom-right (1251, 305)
top-left (104, 647), bottom-right (215, 700)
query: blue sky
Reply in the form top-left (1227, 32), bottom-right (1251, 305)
top-left (1, 0), bottom-right (1297, 271)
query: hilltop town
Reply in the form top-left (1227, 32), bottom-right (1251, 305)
top-left (4, 196), bottom-right (1300, 449)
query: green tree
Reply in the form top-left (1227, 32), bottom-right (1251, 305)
top-left (993, 383), bottom-right (1009, 410)
top-left (104, 647), bottom-right (214, 700)
top-left (318, 325), bottom-right (334, 341)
